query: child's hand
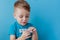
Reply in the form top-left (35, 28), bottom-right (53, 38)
top-left (28, 27), bottom-right (36, 33)
top-left (28, 27), bottom-right (38, 40)
top-left (20, 27), bottom-right (37, 40)
top-left (21, 30), bottom-right (31, 40)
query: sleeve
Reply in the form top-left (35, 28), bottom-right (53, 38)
top-left (8, 23), bottom-right (16, 35)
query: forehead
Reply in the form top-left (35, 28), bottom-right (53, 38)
top-left (14, 7), bottom-right (30, 15)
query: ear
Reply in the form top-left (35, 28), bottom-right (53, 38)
top-left (13, 13), bottom-right (16, 19)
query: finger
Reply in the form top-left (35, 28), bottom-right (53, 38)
top-left (25, 34), bottom-right (30, 37)
top-left (26, 36), bottom-right (31, 39)
top-left (28, 27), bottom-right (34, 31)
top-left (25, 31), bottom-right (31, 36)
top-left (33, 29), bottom-right (36, 32)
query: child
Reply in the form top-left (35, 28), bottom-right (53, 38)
top-left (8, 0), bottom-right (38, 40)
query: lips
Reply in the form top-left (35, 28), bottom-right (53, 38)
top-left (22, 22), bottom-right (26, 24)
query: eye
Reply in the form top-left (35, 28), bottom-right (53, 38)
top-left (25, 16), bottom-right (29, 18)
top-left (19, 16), bottom-right (23, 18)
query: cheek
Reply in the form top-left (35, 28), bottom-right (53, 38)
top-left (26, 18), bottom-right (29, 21)
top-left (17, 17), bottom-right (22, 22)
top-left (19, 18), bottom-right (22, 21)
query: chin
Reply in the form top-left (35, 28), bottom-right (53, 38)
top-left (18, 22), bottom-right (27, 26)
top-left (21, 23), bottom-right (27, 26)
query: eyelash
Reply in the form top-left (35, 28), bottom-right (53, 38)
top-left (25, 16), bottom-right (29, 18)
top-left (19, 16), bottom-right (29, 18)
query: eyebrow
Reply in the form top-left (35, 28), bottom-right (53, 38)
top-left (26, 14), bottom-right (29, 15)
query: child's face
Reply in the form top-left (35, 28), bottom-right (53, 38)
top-left (14, 7), bottom-right (30, 26)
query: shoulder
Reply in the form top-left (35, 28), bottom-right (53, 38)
top-left (10, 21), bottom-right (17, 27)
top-left (9, 21), bottom-right (17, 30)
top-left (8, 21), bottom-right (17, 35)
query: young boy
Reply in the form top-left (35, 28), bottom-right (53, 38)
top-left (8, 0), bottom-right (38, 40)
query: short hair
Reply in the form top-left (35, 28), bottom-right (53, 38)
top-left (14, 0), bottom-right (30, 12)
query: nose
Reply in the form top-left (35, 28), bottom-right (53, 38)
top-left (23, 17), bottom-right (26, 21)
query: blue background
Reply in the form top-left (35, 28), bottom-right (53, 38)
top-left (0, 0), bottom-right (60, 40)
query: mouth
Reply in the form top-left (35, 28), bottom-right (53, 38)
top-left (22, 22), bottom-right (27, 24)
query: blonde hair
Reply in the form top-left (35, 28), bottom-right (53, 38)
top-left (14, 0), bottom-right (30, 12)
